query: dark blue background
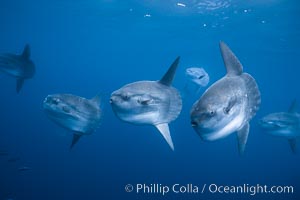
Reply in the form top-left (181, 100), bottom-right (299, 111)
top-left (0, 0), bottom-right (299, 199)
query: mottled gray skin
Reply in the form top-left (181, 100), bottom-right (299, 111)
top-left (110, 57), bottom-right (182, 150)
top-left (190, 42), bottom-right (260, 154)
top-left (0, 45), bottom-right (35, 92)
top-left (111, 81), bottom-right (181, 125)
top-left (191, 74), bottom-right (258, 141)
top-left (43, 94), bottom-right (101, 135)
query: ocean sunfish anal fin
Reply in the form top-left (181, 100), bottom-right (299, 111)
top-left (22, 44), bottom-right (31, 59)
top-left (288, 99), bottom-right (297, 113)
top-left (16, 78), bottom-right (24, 93)
top-left (237, 122), bottom-right (249, 155)
top-left (219, 41), bottom-right (243, 77)
top-left (155, 123), bottom-right (174, 151)
top-left (159, 56), bottom-right (180, 86)
top-left (288, 139), bottom-right (297, 154)
top-left (70, 133), bottom-right (83, 149)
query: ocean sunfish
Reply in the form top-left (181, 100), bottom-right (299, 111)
top-left (0, 44), bottom-right (35, 93)
top-left (43, 94), bottom-right (102, 149)
top-left (190, 41), bottom-right (261, 154)
top-left (110, 57), bottom-right (182, 150)
top-left (259, 100), bottom-right (300, 153)
top-left (186, 67), bottom-right (209, 87)
top-left (183, 67), bottom-right (209, 97)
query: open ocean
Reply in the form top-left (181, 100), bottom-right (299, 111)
top-left (0, 0), bottom-right (299, 199)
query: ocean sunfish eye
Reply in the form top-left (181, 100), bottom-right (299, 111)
top-left (209, 110), bottom-right (215, 116)
top-left (53, 98), bottom-right (60, 105)
top-left (121, 94), bottom-right (130, 101)
top-left (48, 97), bottom-right (60, 105)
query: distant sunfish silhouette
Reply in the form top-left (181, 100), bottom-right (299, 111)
top-left (43, 94), bottom-right (102, 149)
top-left (183, 67), bottom-right (209, 97)
top-left (0, 44), bottom-right (35, 92)
top-left (259, 100), bottom-right (300, 153)
top-left (110, 57), bottom-right (182, 150)
top-left (190, 42), bottom-right (261, 154)
top-left (186, 67), bottom-right (209, 87)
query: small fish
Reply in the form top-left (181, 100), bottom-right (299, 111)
top-left (18, 166), bottom-right (32, 171)
top-left (110, 57), bottom-right (182, 150)
top-left (0, 44), bottom-right (35, 93)
top-left (43, 94), bottom-right (102, 149)
top-left (259, 100), bottom-right (300, 153)
top-left (190, 42), bottom-right (261, 155)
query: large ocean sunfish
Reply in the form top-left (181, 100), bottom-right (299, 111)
top-left (43, 94), bottom-right (102, 149)
top-left (110, 57), bottom-right (182, 150)
top-left (259, 100), bottom-right (300, 153)
top-left (190, 42), bottom-right (261, 154)
top-left (0, 44), bottom-right (35, 93)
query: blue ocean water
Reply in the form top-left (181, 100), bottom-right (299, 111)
top-left (0, 0), bottom-right (299, 199)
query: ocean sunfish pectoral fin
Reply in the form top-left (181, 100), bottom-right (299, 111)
top-left (155, 123), bottom-right (174, 151)
top-left (16, 78), bottom-right (25, 93)
top-left (237, 122), bottom-right (250, 155)
top-left (159, 56), bottom-right (180, 86)
top-left (288, 99), bottom-right (297, 113)
top-left (22, 44), bottom-right (31, 59)
top-left (70, 133), bottom-right (83, 149)
top-left (219, 41), bottom-right (243, 77)
top-left (288, 139), bottom-right (297, 154)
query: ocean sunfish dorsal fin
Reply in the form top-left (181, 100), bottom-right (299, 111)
top-left (237, 122), bottom-right (249, 155)
top-left (155, 123), bottom-right (174, 151)
top-left (159, 56), bottom-right (180, 86)
top-left (219, 41), bottom-right (243, 77)
top-left (22, 44), bottom-right (31, 59)
top-left (288, 139), bottom-right (297, 154)
top-left (288, 99), bottom-right (297, 113)
top-left (70, 133), bottom-right (83, 149)
top-left (16, 78), bottom-right (24, 93)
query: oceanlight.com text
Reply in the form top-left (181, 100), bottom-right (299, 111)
top-left (124, 183), bottom-right (294, 196)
